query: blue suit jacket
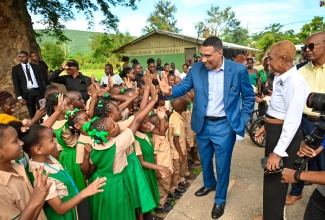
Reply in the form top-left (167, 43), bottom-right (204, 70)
top-left (172, 59), bottom-right (255, 136)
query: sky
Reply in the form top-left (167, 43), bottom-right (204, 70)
top-left (31, 0), bottom-right (325, 38)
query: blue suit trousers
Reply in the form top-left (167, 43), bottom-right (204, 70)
top-left (196, 118), bottom-right (236, 205)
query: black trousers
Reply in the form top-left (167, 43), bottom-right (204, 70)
top-left (304, 188), bottom-right (325, 220)
top-left (263, 122), bottom-right (303, 220)
top-left (25, 88), bottom-right (42, 118)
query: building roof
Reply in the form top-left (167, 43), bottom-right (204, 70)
top-left (112, 29), bottom-right (260, 53)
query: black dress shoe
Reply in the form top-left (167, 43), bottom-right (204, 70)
top-left (154, 203), bottom-right (173, 213)
top-left (175, 187), bottom-right (187, 193)
top-left (168, 192), bottom-right (182, 199)
top-left (211, 203), bottom-right (226, 219)
top-left (195, 185), bottom-right (216, 197)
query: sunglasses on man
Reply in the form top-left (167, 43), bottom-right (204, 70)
top-left (301, 42), bottom-right (322, 52)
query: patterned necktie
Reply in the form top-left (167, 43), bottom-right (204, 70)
top-left (25, 63), bottom-right (33, 84)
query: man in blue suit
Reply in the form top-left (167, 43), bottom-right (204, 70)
top-left (159, 36), bottom-right (255, 219)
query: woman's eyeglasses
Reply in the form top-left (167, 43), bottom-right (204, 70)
top-left (301, 42), bottom-right (321, 52)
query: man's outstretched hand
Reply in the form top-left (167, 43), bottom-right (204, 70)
top-left (157, 71), bottom-right (172, 97)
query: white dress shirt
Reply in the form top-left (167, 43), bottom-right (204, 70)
top-left (206, 59), bottom-right (225, 117)
top-left (267, 66), bottom-right (309, 157)
top-left (21, 63), bottom-right (39, 88)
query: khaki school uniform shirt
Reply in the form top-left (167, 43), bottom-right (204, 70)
top-left (76, 134), bottom-right (93, 164)
top-left (152, 134), bottom-right (173, 177)
top-left (93, 128), bottom-right (135, 174)
top-left (167, 111), bottom-right (186, 159)
top-left (0, 162), bottom-right (47, 220)
top-left (298, 62), bottom-right (325, 116)
top-left (52, 120), bottom-right (78, 148)
top-left (181, 108), bottom-right (194, 147)
top-left (29, 156), bottom-right (69, 201)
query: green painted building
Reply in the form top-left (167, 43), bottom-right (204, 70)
top-left (112, 29), bottom-right (259, 71)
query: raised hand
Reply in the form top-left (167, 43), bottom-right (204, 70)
top-left (150, 85), bottom-right (158, 102)
top-left (56, 93), bottom-right (65, 113)
top-left (80, 177), bottom-right (107, 197)
top-left (157, 106), bottom-right (166, 119)
top-left (143, 72), bottom-right (152, 87)
top-left (31, 165), bottom-right (53, 205)
top-left (125, 77), bottom-right (132, 89)
top-left (157, 71), bottom-right (172, 96)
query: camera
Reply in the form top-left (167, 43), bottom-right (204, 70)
top-left (293, 92), bottom-right (325, 170)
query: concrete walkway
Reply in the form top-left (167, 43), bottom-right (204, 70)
top-left (165, 134), bottom-right (315, 220)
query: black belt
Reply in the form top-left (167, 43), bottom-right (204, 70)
top-left (27, 88), bottom-right (39, 91)
top-left (205, 116), bottom-right (227, 121)
top-left (302, 114), bottom-right (320, 122)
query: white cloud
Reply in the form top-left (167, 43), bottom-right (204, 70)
top-left (180, 0), bottom-right (227, 8)
top-left (117, 15), bottom-right (147, 37)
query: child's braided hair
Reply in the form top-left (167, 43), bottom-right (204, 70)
top-left (45, 93), bottom-right (59, 116)
top-left (93, 96), bottom-right (115, 118)
top-left (0, 91), bottom-right (13, 105)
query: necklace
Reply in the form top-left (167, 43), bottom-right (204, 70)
top-left (43, 163), bottom-right (79, 195)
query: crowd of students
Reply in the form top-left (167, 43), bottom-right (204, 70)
top-left (0, 57), bottom-right (201, 220)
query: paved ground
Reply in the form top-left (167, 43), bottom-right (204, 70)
top-left (165, 134), bottom-right (315, 220)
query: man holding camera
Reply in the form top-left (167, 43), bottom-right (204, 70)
top-left (282, 136), bottom-right (325, 219)
top-left (48, 60), bottom-right (91, 102)
top-left (286, 32), bottom-right (325, 206)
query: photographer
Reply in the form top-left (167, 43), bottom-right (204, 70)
top-left (286, 32), bottom-right (325, 206)
top-left (48, 60), bottom-right (91, 102)
top-left (281, 138), bottom-right (325, 220)
top-left (254, 40), bottom-right (309, 220)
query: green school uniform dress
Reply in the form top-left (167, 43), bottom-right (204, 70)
top-left (126, 146), bottom-right (156, 213)
top-left (30, 156), bottom-right (78, 220)
top-left (53, 121), bottom-right (86, 192)
top-left (134, 132), bottom-right (160, 207)
top-left (88, 129), bottom-right (136, 220)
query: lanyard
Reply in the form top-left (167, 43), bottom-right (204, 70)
top-left (43, 163), bottom-right (79, 195)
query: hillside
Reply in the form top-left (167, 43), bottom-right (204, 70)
top-left (35, 29), bottom-right (102, 55)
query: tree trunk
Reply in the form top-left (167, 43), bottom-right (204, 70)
top-left (0, 0), bottom-right (40, 118)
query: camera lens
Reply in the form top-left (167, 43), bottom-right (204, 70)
top-left (306, 92), bottom-right (325, 111)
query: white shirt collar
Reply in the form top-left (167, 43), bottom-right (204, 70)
top-left (279, 66), bottom-right (296, 83)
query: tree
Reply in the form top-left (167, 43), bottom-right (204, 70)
top-left (142, 0), bottom-right (181, 34)
top-left (0, 0), bottom-right (139, 117)
top-left (89, 32), bottom-right (135, 64)
top-left (203, 6), bottom-right (237, 38)
top-left (297, 16), bottom-right (325, 41)
top-left (41, 42), bottom-right (65, 69)
top-left (194, 5), bottom-right (248, 45)
top-left (256, 33), bottom-right (275, 54)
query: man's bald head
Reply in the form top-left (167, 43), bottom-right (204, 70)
top-left (305, 32), bottom-right (325, 64)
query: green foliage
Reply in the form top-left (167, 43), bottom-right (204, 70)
top-left (256, 33), bottom-right (275, 53)
top-left (142, 0), bottom-right (181, 34)
top-left (36, 30), bottom-right (105, 55)
top-left (297, 16), bottom-right (325, 41)
top-left (252, 23), bottom-right (300, 53)
top-left (41, 41), bottom-right (65, 69)
top-left (27, 0), bottom-right (140, 43)
top-left (89, 32), bottom-right (135, 66)
top-left (194, 5), bottom-right (248, 45)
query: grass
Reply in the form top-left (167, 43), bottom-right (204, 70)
top-left (80, 69), bottom-right (105, 83)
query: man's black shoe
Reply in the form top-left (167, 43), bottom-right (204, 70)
top-left (168, 192), bottom-right (182, 199)
top-left (155, 203), bottom-right (173, 213)
top-left (175, 187), bottom-right (186, 193)
top-left (195, 185), bottom-right (216, 197)
top-left (211, 203), bottom-right (225, 219)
